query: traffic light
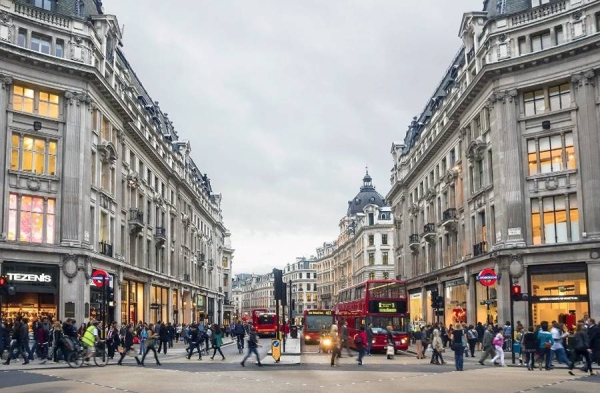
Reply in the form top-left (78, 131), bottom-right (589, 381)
top-left (435, 296), bottom-right (444, 310)
top-left (0, 275), bottom-right (16, 296)
top-left (511, 284), bottom-right (522, 301)
top-left (281, 282), bottom-right (287, 307)
top-left (273, 269), bottom-right (283, 301)
top-left (431, 291), bottom-right (438, 308)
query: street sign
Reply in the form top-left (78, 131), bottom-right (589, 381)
top-left (91, 269), bottom-right (109, 288)
top-left (271, 339), bottom-right (281, 362)
top-left (477, 268), bottom-right (498, 287)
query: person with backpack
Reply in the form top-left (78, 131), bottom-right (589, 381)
top-left (431, 328), bottom-right (445, 365)
top-left (140, 324), bottom-right (162, 366)
top-left (537, 321), bottom-right (554, 371)
top-left (36, 320), bottom-right (50, 364)
top-left (240, 324), bottom-right (262, 367)
top-left (522, 326), bottom-right (537, 370)
top-left (186, 324), bottom-right (202, 360)
top-left (355, 325), bottom-right (367, 366)
top-left (503, 321), bottom-right (512, 351)
top-left (204, 326), bottom-right (212, 355)
top-left (466, 325), bottom-right (478, 357)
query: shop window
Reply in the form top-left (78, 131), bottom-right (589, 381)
top-left (444, 283), bottom-right (467, 325)
top-left (530, 269), bottom-right (588, 328)
top-left (8, 193), bottom-right (55, 244)
top-left (476, 283), bottom-right (497, 325)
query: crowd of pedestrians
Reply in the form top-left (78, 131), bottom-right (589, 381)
top-left (412, 316), bottom-right (600, 375)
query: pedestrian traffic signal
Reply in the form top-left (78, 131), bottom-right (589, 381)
top-left (435, 296), bottom-right (444, 310)
top-left (511, 284), bottom-right (522, 301)
top-left (0, 275), bottom-right (16, 296)
top-left (430, 291), bottom-right (438, 308)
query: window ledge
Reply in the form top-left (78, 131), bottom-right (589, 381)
top-left (526, 169), bottom-right (577, 181)
top-left (8, 170), bottom-right (59, 181)
top-left (519, 106), bottom-right (574, 122)
top-left (7, 108), bottom-right (62, 122)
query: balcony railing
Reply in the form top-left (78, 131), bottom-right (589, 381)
top-left (442, 208), bottom-right (457, 221)
top-left (473, 241), bottom-right (487, 257)
top-left (424, 223), bottom-right (436, 234)
top-left (409, 234), bottom-right (420, 244)
top-left (14, 1), bottom-right (70, 29)
top-left (99, 241), bottom-right (113, 257)
top-left (154, 226), bottom-right (167, 245)
top-left (511, 1), bottom-right (566, 26)
top-left (129, 208), bottom-right (144, 224)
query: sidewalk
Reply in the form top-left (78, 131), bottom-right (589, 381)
top-left (263, 337), bottom-right (301, 366)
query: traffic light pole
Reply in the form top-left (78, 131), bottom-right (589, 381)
top-left (510, 282), bottom-right (515, 365)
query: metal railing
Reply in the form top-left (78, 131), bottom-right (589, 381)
top-left (409, 234), bottom-right (420, 244)
top-left (99, 241), bottom-right (113, 257)
top-left (128, 208), bottom-right (144, 225)
top-left (155, 226), bottom-right (167, 237)
top-left (473, 241), bottom-right (487, 257)
top-left (424, 223), bottom-right (436, 234)
top-left (443, 208), bottom-right (457, 221)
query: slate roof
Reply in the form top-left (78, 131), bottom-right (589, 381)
top-left (483, 0), bottom-right (533, 18)
top-left (17, 0), bottom-right (103, 18)
top-left (347, 172), bottom-right (387, 216)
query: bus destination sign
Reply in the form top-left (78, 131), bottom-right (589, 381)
top-left (307, 310), bottom-right (332, 316)
top-left (368, 300), bottom-right (407, 314)
top-left (378, 302), bottom-right (397, 313)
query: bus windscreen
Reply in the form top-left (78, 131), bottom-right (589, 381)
top-left (305, 315), bottom-right (333, 332)
top-left (368, 282), bottom-right (406, 299)
top-left (257, 315), bottom-right (274, 325)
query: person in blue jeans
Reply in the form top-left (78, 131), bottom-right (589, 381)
top-left (537, 321), bottom-right (554, 370)
top-left (240, 325), bottom-right (262, 367)
top-left (452, 323), bottom-right (465, 371)
top-left (355, 326), bottom-right (367, 365)
top-left (551, 322), bottom-right (572, 368)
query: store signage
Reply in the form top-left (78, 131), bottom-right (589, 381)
top-left (7, 273), bottom-right (52, 283)
top-left (477, 269), bottom-right (498, 287)
top-left (91, 269), bottom-right (109, 288)
top-left (532, 295), bottom-right (588, 303)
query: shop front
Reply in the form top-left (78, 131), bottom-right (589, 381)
top-left (150, 285), bottom-right (169, 324)
top-left (409, 290), bottom-right (423, 323)
top-left (208, 297), bottom-right (215, 325)
top-left (474, 268), bottom-right (498, 325)
top-left (195, 294), bottom-right (206, 325)
top-left (444, 278), bottom-right (467, 326)
top-left (425, 284), bottom-right (437, 324)
top-left (172, 290), bottom-right (179, 325)
top-left (1, 262), bottom-right (59, 324)
top-left (528, 263), bottom-right (589, 330)
top-left (121, 279), bottom-right (145, 324)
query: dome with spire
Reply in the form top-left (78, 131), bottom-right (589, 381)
top-left (347, 171), bottom-right (387, 216)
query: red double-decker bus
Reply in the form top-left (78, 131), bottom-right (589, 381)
top-left (302, 309), bottom-right (335, 344)
top-left (251, 308), bottom-right (277, 337)
top-left (336, 279), bottom-right (409, 353)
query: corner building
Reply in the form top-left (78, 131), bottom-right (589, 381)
top-left (388, 0), bottom-right (600, 328)
top-left (0, 0), bottom-right (233, 325)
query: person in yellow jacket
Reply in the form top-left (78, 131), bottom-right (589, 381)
top-left (82, 320), bottom-right (100, 361)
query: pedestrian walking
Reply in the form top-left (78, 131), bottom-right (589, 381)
top-left (569, 322), bottom-right (595, 376)
top-left (537, 321), bottom-right (554, 370)
top-left (587, 318), bottom-right (600, 367)
top-left (478, 324), bottom-right (496, 365)
top-left (414, 326), bottom-right (424, 359)
top-left (330, 325), bottom-right (341, 367)
top-left (138, 324), bottom-right (148, 356)
top-left (210, 325), bottom-right (225, 361)
top-left (551, 322), bottom-right (572, 368)
top-left (451, 323), bottom-right (465, 371)
top-left (366, 323), bottom-right (374, 356)
top-left (140, 326), bottom-right (161, 366)
top-left (355, 326), bottom-right (367, 366)
top-left (339, 319), bottom-right (353, 358)
top-left (241, 325), bottom-right (262, 367)
top-left (158, 322), bottom-right (169, 354)
top-left (117, 324), bottom-right (141, 366)
top-left (490, 328), bottom-right (506, 367)
top-left (467, 325), bottom-right (478, 357)
top-left (431, 328), bottom-right (445, 365)
top-left (522, 326), bottom-right (537, 370)
top-left (186, 324), bottom-right (202, 360)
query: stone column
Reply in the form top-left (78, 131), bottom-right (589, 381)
top-left (572, 70), bottom-right (600, 239)
top-left (466, 274), bottom-right (476, 325)
top-left (587, 262), bottom-right (600, 319)
top-left (0, 75), bottom-right (12, 237)
top-left (489, 90), bottom-right (526, 247)
top-left (60, 92), bottom-right (89, 245)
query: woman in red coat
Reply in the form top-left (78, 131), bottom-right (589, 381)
top-left (355, 326), bottom-right (368, 365)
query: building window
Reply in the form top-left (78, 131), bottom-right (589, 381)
top-left (55, 39), bottom-right (64, 58)
top-left (549, 83), bottom-right (571, 111)
top-left (524, 89), bottom-right (545, 116)
top-left (382, 234), bottom-right (388, 245)
top-left (555, 26), bottom-right (564, 45)
top-left (369, 272), bottom-right (375, 280)
top-left (11, 133), bottom-right (57, 176)
top-left (34, 0), bottom-right (53, 11)
top-left (527, 132), bottom-right (575, 176)
top-left (17, 28), bottom-right (26, 47)
top-left (533, 0), bottom-right (550, 6)
top-left (382, 252), bottom-right (389, 265)
top-left (518, 36), bottom-right (527, 55)
top-left (368, 234), bottom-right (374, 246)
top-left (531, 31), bottom-right (551, 52)
top-left (368, 252), bottom-right (375, 266)
top-left (531, 194), bottom-right (579, 245)
top-left (12, 85), bottom-right (59, 118)
top-left (383, 272), bottom-right (389, 279)
top-left (8, 193), bottom-right (55, 243)
top-left (31, 33), bottom-right (51, 54)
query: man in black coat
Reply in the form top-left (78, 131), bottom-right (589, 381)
top-left (158, 322), bottom-right (169, 354)
top-left (587, 318), bottom-right (600, 365)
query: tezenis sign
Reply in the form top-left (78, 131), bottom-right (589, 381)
top-left (7, 273), bottom-right (52, 283)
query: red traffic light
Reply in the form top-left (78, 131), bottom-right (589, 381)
top-left (0, 276), bottom-right (6, 286)
top-left (511, 284), bottom-right (521, 295)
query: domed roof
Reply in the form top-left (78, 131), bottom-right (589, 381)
top-left (347, 171), bottom-right (387, 216)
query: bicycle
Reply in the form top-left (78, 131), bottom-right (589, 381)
top-left (93, 340), bottom-right (109, 367)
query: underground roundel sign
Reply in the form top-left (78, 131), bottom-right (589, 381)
top-left (477, 268), bottom-right (498, 287)
top-left (91, 269), bottom-right (109, 288)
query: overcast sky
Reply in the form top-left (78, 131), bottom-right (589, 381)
top-left (106, 0), bottom-right (482, 275)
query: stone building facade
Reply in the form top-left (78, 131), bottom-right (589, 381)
top-left (314, 172), bottom-right (395, 309)
top-left (283, 257), bottom-right (317, 323)
top-left (0, 0), bottom-right (233, 326)
top-left (388, 0), bottom-right (600, 328)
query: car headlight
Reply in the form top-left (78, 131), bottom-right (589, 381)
top-left (401, 338), bottom-right (407, 344)
top-left (323, 339), bottom-right (331, 346)
top-left (305, 335), bottom-right (310, 341)
top-left (372, 339), bottom-right (376, 344)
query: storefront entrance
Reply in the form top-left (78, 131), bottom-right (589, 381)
top-left (444, 278), bottom-right (466, 326)
top-left (121, 279), bottom-right (145, 324)
top-left (409, 291), bottom-right (423, 323)
top-left (150, 285), bottom-right (168, 323)
top-left (1, 263), bottom-right (59, 324)
top-left (528, 263), bottom-right (589, 330)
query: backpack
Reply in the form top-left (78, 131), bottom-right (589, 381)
top-left (354, 335), bottom-right (363, 345)
top-left (467, 329), bottom-right (478, 340)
